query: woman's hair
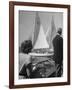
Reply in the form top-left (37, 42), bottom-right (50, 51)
top-left (21, 40), bottom-right (33, 54)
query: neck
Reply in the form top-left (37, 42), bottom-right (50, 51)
top-left (57, 33), bottom-right (60, 35)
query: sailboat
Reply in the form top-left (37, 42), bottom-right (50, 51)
top-left (33, 24), bottom-right (49, 50)
top-left (29, 12), bottom-right (52, 56)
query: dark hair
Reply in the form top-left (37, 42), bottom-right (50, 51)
top-left (57, 28), bottom-right (62, 35)
top-left (21, 40), bottom-right (33, 54)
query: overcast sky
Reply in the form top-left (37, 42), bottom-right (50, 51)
top-left (19, 11), bottom-right (63, 46)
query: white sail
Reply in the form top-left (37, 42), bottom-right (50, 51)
top-left (46, 16), bottom-right (56, 49)
top-left (32, 12), bottom-right (40, 46)
top-left (46, 27), bottom-right (51, 46)
top-left (33, 24), bottom-right (49, 49)
top-left (50, 16), bottom-right (56, 41)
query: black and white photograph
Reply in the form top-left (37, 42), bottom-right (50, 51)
top-left (9, 1), bottom-right (70, 88)
top-left (19, 11), bottom-right (63, 79)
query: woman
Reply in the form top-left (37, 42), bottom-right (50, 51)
top-left (19, 40), bottom-right (33, 78)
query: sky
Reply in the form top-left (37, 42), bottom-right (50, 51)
top-left (19, 11), bottom-right (63, 46)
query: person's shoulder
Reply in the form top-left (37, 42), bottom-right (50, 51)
top-left (19, 53), bottom-right (27, 57)
top-left (19, 53), bottom-right (31, 59)
top-left (56, 34), bottom-right (63, 40)
top-left (60, 36), bottom-right (63, 40)
top-left (53, 35), bottom-right (59, 40)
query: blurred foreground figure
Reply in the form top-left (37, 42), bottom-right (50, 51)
top-left (53, 28), bottom-right (63, 77)
top-left (19, 40), bottom-right (33, 78)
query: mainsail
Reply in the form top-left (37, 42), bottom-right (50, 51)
top-left (32, 12), bottom-right (41, 46)
top-left (46, 16), bottom-right (56, 49)
top-left (33, 24), bottom-right (49, 49)
top-left (46, 27), bottom-right (51, 46)
top-left (32, 12), bottom-right (49, 50)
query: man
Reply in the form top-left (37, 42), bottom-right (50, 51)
top-left (52, 28), bottom-right (63, 77)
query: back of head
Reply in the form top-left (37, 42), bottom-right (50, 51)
top-left (57, 28), bottom-right (62, 35)
top-left (21, 40), bottom-right (33, 54)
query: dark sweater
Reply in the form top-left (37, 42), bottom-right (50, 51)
top-left (53, 35), bottom-right (63, 64)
